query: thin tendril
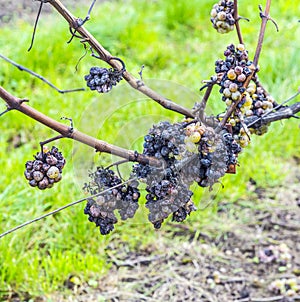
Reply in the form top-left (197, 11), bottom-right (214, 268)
top-left (28, 1), bottom-right (44, 51)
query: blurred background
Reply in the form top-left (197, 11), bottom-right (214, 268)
top-left (0, 0), bottom-right (299, 301)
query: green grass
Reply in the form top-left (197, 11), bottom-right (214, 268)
top-left (0, 0), bottom-right (299, 297)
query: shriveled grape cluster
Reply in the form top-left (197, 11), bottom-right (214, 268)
top-left (132, 120), bottom-right (241, 229)
top-left (181, 122), bottom-right (241, 188)
top-left (210, 0), bottom-right (235, 34)
top-left (245, 82), bottom-right (277, 135)
top-left (84, 66), bottom-right (123, 93)
top-left (216, 43), bottom-right (253, 107)
top-left (145, 171), bottom-right (195, 229)
top-left (132, 121), bottom-right (196, 228)
top-left (215, 43), bottom-right (277, 147)
top-left (24, 146), bottom-right (65, 190)
top-left (83, 167), bottom-right (140, 235)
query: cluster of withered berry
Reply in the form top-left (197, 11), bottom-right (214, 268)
top-left (131, 120), bottom-right (242, 230)
top-left (133, 121), bottom-right (196, 228)
top-left (214, 43), bottom-right (277, 147)
top-left (83, 167), bottom-right (140, 235)
top-left (181, 121), bottom-right (241, 187)
top-left (24, 146), bottom-right (65, 190)
top-left (84, 66), bottom-right (123, 93)
top-left (210, 0), bottom-right (235, 34)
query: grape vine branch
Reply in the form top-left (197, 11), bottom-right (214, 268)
top-left (0, 86), bottom-right (161, 167)
top-left (0, 0), bottom-right (300, 236)
top-left (49, 0), bottom-right (195, 118)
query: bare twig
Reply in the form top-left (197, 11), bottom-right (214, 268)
top-left (0, 54), bottom-right (85, 93)
top-left (138, 64), bottom-right (145, 81)
top-left (198, 85), bottom-right (214, 125)
top-left (40, 134), bottom-right (65, 156)
top-left (80, 0), bottom-right (97, 26)
top-left (61, 116), bottom-right (74, 131)
top-left (195, 77), bottom-right (218, 124)
top-left (0, 178), bottom-right (134, 239)
top-left (45, 0), bottom-right (195, 118)
top-left (105, 159), bottom-right (129, 170)
top-left (0, 86), bottom-right (161, 167)
top-left (0, 107), bottom-right (11, 117)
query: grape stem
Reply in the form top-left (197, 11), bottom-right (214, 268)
top-left (234, 0), bottom-right (244, 44)
top-left (253, 0), bottom-right (273, 66)
top-left (44, 0), bottom-right (195, 118)
top-left (197, 84), bottom-right (214, 125)
top-left (0, 86), bottom-right (162, 167)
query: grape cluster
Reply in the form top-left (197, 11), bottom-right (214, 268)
top-left (141, 121), bottom-right (185, 161)
top-left (145, 170), bottom-right (195, 229)
top-left (210, 0), bottom-right (235, 34)
top-left (216, 44), bottom-right (253, 106)
top-left (182, 125), bottom-right (241, 188)
top-left (133, 121), bottom-right (196, 228)
top-left (133, 121), bottom-right (186, 187)
top-left (214, 44), bottom-right (278, 147)
top-left (245, 82), bottom-right (277, 136)
top-left (83, 167), bottom-right (140, 235)
top-left (24, 146), bottom-right (65, 190)
top-left (133, 120), bottom-right (243, 228)
top-left (84, 66), bottom-right (123, 93)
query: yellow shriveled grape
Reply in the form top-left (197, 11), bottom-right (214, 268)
top-left (227, 69), bottom-right (237, 80)
top-left (47, 166), bottom-right (60, 179)
top-left (236, 44), bottom-right (245, 51)
top-left (189, 131), bottom-right (201, 143)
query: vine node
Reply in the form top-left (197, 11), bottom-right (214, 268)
top-left (67, 0), bottom-right (97, 43)
top-left (259, 5), bottom-right (279, 32)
